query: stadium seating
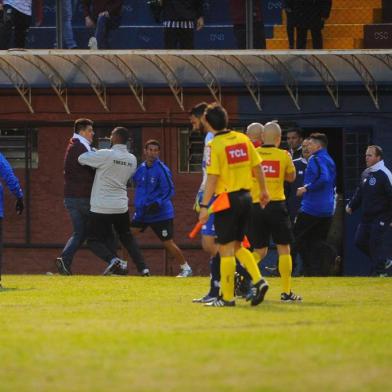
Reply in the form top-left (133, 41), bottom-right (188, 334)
top-left (268, 0), bottom-right (383, 49)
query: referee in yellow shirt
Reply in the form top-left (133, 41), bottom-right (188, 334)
top-left (198, 103), bottom-right (270, 307)
top-left (249, 121), bottom-right (302, 302)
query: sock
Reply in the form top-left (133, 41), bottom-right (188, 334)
top-left (181, 262), bottom-right (190, 270)
top-left (235, 259), bottom-right (251, 281)
top-left (279, 254), bottom-right (292, 294)
top-left (220, 256), bottom-right (236, 302)
top-left (235, 247), bottom-right (262, 284)
top-left (209, 254), bottom-right (220, 297)
top-left (252, 251), bottom-right (261, 264)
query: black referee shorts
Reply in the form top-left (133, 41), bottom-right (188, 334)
top-left (248, 201), bottom-right (293, 248)
top-left (214, 190), bottom-right (252, 245)
top-left (131, 219), bottom-right (174, 241)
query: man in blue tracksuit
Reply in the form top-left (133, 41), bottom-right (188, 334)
top-left (0, 152), bottom-right (24, 287)
top-left (346, 145), bottom-right (392, 276)
top-left (131, 139), bottom-right (192, 277)
top-left (294, 133), bottom-right (336, 276)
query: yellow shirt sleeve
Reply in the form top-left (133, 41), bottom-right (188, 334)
top-left (206, 141), bottom-right (220, 175)
top-left (285, 151), bottom-right (295, 174)
top-left (249, 141), bottom-right (262, 167)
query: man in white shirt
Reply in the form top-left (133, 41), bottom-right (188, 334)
top-left (0, 0), bottom-right (32, 49)
top-left (78, 127), bottom-right (150, 276)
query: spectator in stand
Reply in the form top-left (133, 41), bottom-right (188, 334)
top-left (160, 0), bottom-right (204, 49)
top-left (229, 0), bottom-right (266, 49)
top-left (82, 0), bottom-right (123, 49)
top-left (0, 153), bottom-right (24, 288)
top-left (294, 0), bottom-right (332, 49)
top-left (0, 0), bottom-right (32, 49)
top-left (283, 0), bottom-right (296, 49)
top-left (346, 145), bottom-right (392, 276)
top-left (62, 0), bottom-right (78, 49)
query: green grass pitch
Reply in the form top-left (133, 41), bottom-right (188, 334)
top-left (1, 275), bottom-right (392, 392)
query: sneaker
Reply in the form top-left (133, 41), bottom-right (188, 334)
top-left (141, 268), bottom-right (150, 277)
top-left (176, 267), bottom-right (192, 278)
top-left (192, 294), bottom-right (217, 303)
top-left (55, 257), bottom-right (72, 276)
top-left (246, 279), bottom-right (269, 306)
top-left (204, 297), bottom-right (235, 307)
top-left (281, 291), bottom-right (303, 302)
top-left (88, 36), bottom-right (98, 50)
top-left (103, 258), bottom-right (125, 276)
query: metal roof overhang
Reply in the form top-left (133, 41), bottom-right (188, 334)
top-left (0, 49), bottom-right (391, 113)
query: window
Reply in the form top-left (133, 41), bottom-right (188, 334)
top-left (178, 128), bottom-right (204, 173)
top-left (0, 128), bottom-right (38, 169)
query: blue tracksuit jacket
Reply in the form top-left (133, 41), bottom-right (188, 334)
top-left (348, 160), bottom-right (392, 223)
top-left (301, 148), bottom-right (336, 217)
top-left (0, 153), bottom-right (23, 218)
top-left (286, 157), bottom-right (307, 221)
top-left (133, 159), bottom-right (174, 223)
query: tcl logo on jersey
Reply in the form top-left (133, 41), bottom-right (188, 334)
top-left (262, 160), bottom-right (280, 177)
top-left (225, 143), bottom-right (249, 164)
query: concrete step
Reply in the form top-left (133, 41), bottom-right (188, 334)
top-left (273, 24), bottom-right (364, 39)
top-left (266, 37), bottom-right (363, 50)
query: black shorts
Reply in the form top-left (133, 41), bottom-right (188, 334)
top-left (131, 219), bottom-right (174, 241)
top-left (214, 190), bottom-right (252, 245)
top-left (248, 201), bottom-right (293, 248)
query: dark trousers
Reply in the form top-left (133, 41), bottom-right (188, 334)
top-left (355, 221), bottom-right (391, 276)
top-left (164, 28), bottom-right (194, 49)
top-left (87, 211), bottom-right (147, 272)
top-left (293, 212), bottom-right (332, 276)
top-left (285, 11), bottom-right (295, 49)
top-left (296, 27), bottom-right (323, 49)
top-left (0, 5), bottom-right (31, 49)
top-left (95, 14), bottom-right (121, 49)
top-left (233, 21), bottom-right (266, 49)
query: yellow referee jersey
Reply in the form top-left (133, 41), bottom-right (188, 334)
top-left (254, 145), bottom-right (295, 201)
top-left (206, 131), bottom-right (262, 195)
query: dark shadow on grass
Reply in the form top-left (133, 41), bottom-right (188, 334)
top-left (0, 287), bottom-right (36, 293)
top-left (244, 300), bottom-right (343, 312)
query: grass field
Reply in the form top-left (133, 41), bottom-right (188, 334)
top-left (1, 275), bottom-right (392, 392)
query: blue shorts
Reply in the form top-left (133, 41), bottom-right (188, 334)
top-left (202, 213), bottom-right (216, 236)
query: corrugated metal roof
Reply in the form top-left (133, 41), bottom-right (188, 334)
top-left (0, 49), bottom-right (391, 113)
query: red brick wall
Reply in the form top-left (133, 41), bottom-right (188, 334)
top-left (0, 89), bottom-right (238, 276)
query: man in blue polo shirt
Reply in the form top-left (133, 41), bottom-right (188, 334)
top-left (294, 132), bottom-right (336, 276)
top-left (346, 145), bottom-right (392, 276)
top-left (131, 139), bottom-right (192, 277)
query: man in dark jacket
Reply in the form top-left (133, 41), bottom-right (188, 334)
top-left (282, 0), bottom-right (296, 49)
top-left (82, 0), bottom-right (123, 49)
top-left (160, 0), bottom-right (204, 49)
top-left (0, 152), bottom-right (24, 288)
top-left (346, 145), bottom-right (392, 276)
top-left (294, 0), bottom-right (332, 49)
top-left (131, 139), bottom-right (192, 277)
top-left (294, 133), bottom-right (336, 276)
top-left (56, 118), bottom-right (95, 275)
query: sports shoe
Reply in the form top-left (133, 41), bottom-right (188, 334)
top-left (103, 258), bottom-right (127, 276)
top-left (88, 36), bottom-right (98, 50)
top-left (55, 257), bottom-right (72, 276)
top-left (192, 294), bottom-right (217, 303)
top-left (246, 278), bottom-right (269, 306)
top-left (176, 267), bottom-right (192, 277)
top-left (235, 273), bottom-right (252, 298)
top-left (281, 291), bottom-right (303, 302)
top-left (204, 297), bottom-right (235, 307)
top-left (141, 268), bottom-right (150, 277)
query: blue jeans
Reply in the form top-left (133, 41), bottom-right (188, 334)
top-left (95, 14), bottom-right (121, 49)
top-left (61, 198), bottom-right (90, 267)
top-left (62, 0), bottom-right (77, 48)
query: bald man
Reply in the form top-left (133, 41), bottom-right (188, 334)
top-left (246, 122), bottom-right (264, 146)
top-left (248, 121), bottom-right (302, 302)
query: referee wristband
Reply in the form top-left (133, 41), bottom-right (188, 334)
top-left (199, 204), bottom-right (208, 209)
